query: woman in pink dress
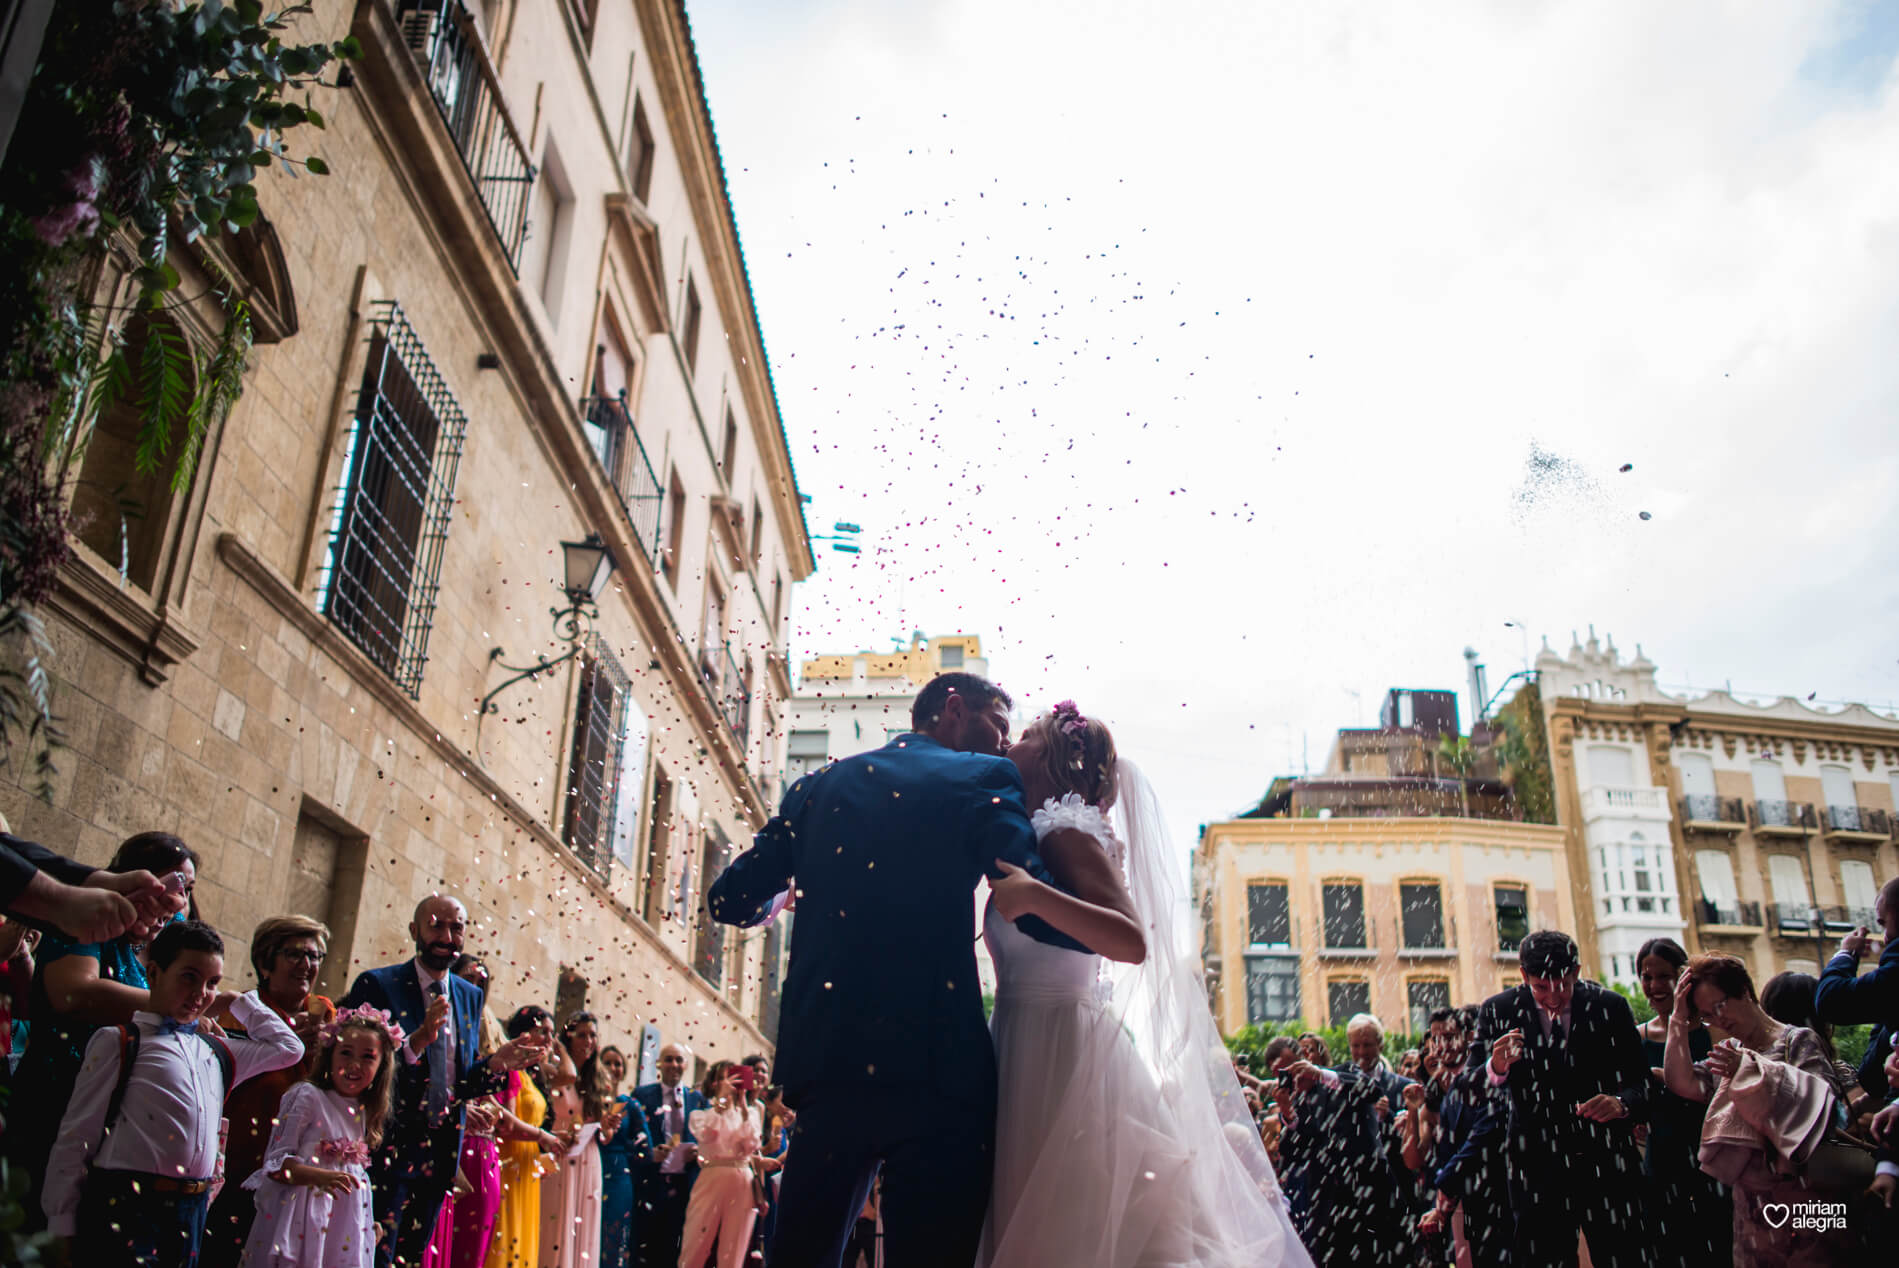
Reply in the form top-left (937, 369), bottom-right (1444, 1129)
top-left (677, 1062), bottom-right (762, 1268)
top-left (537, 1013), bottom-right (611, 1268)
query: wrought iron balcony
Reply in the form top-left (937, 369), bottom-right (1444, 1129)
top-left (1695, 898), bottom-right (1762, 928)
top-left (1752, 800), bottom-right (1817, 834)
top-left (398, 0), bottom-right (534, 269)
top-left (1823, 805), bottom-right (1892, 840)
top-left (1679, 795), bottom-right (1747, 831)
top-left (579, 393), bottom-right (663, 564)
top-left (698, 640), bottom-right (752, 752)
top-left (1765, 902), bottom-right (1819, 934)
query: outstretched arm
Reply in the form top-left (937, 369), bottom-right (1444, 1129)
top-left (708, 778), bottom-right (810, 928)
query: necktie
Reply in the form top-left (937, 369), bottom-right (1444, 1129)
top-left (159, 1018), bottom-right (199, 1037)
top-left (1549, 1014), bottom-right (1566, 1046)
top-left (427, 981), bottom-right (451, 1120)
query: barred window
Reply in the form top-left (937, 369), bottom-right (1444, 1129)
top-left (318, 303), bottom-right (467, 697)
top-left (563, 636), bottom-right (634, 873)
top-left (759, 916), bottom-right (788, 1041)
top-left (695, 826), bottom-right (730, 987)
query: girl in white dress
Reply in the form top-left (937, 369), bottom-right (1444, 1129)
top-left (241, 1005), bottom-right (401, 1267)
top-left (982, 703), bottom-right (1314, 1268)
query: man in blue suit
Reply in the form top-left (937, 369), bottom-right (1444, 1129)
top-left (342, 895), bottom-right (546, 1267)
top-left (1815, 876), bottom-right (1899, 1097)
top-left (628, 1041), bottom-right (702, 1266)
top-left (709, 671), bottom-right (1089, 1268)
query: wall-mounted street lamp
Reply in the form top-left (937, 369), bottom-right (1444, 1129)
top-left (480, 534), bottom-right (618, 717)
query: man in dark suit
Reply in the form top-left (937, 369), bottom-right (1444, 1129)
top-left (1477, 929), bottom-right (1652, 1268)
top-left (342, 895), bottom-right (546, 1267)
top-left (1422, 1006), bottom-right (1509, 1268)
top-left (1815, 876), bottom-right (1899, 1096)
top-left (628, 1041), bottom-right (702, 1267)
top-left (708, 671), bottom-right (1087, 1268)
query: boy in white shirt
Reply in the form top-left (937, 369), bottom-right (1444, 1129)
top-left (43, 918), bottom-right (303, 1266)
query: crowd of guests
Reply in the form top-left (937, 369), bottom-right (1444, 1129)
top-left (0, 824), bottom-right (795, 1268)
top-left (1235, 889), bottom-right (1899, 1267)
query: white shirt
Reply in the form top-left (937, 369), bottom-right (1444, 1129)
top-left (1489, 1006), bottom-right (1572, 1086)
top-left (43, 991), bottom-right (303, 1234)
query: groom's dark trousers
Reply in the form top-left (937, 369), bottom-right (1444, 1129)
top-left (708, 732), bottom-right (1086, 1268)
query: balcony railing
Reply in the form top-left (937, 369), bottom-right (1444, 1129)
top-left (1589, 785), bottom-right (1666, 812)
top-left (1765, 902), bottom-right (1818, 934)
top-left (580, 392), bottom-right (663, 564)
top-left (1818, 904), bottom-right (1878, 932)
top-left (1824, 805), bottom-right (1892, 838)
top-left (699, 641), bottom-right (751, 752)
top-left (1695, 898), bottom-right (1762, 928)
top-left (1680, 795), bottom-right (1747, 828)
top-left (1752, 800), bottom-right (1817, 833)
top-left (398, 0), bottom-right (535, 269)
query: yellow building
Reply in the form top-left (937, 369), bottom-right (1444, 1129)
top-left (783, 632), bottom-right (987, 779)
top-left (1, 0), bottom-right (813, 1070)
top-left (1531, 632), bottom-right (1899, 984)
top-left (1196, 688), bottom-right (1579, 1036)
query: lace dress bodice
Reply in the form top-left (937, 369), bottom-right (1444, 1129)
top-left (983, 794), bottom-right (1122, 1005)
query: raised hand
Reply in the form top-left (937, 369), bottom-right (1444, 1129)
top-left (1490, 1028), bottom-right (1525, 1076)
top-left (491, 1029), bottom-right (549, 1072)
top-left (1402, 1082), bottom-right (1426, 1112)
top-left (1705, 1040), bottom-right (1743, 1083)
top-left (408, 993), bottom-right (452, 1055)
top-left (1672, 969), bottom-right (1697, 1022)
top-left (1840, 925), bottom-right (1872, 959)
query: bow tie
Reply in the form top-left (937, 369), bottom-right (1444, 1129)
top-left (159, 1019), bottom-right (200, 1037)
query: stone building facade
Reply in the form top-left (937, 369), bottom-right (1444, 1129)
top-left (0, 0), bottom-right (812, 1071)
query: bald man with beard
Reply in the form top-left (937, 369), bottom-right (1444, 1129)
top-left (342, 895), bottom-right (548, 1268)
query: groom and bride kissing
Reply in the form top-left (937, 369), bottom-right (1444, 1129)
top-left (710, 673), bottom-right (1312, 1268)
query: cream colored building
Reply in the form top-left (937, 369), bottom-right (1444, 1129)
top-left (1196, 689), bottom-right (1578, 1036)
top-left (1197, 817), bottom-right (1574, 1035)
top-left (1532, 633), bottom-right (1899, 985)
top-left (1, 0), bottom-right (813, 1065)
top-left (783, 632), bottom-right (988, 780)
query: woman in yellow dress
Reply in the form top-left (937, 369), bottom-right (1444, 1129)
top-left (489, 1006), bottom-right (563, 1268)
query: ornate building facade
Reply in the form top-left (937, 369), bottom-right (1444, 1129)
top-left (1533, 632), bottom-right (1899, 984)
top-left (1, 0), bottom-right (811, 1070)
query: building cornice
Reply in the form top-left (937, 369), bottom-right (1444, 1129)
top-left (1201, 817), bottom-right (1569, 850)
top-left (635, 0), bottom-right (814, 581)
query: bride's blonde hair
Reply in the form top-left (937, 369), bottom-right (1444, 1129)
top-left (1021, 702), bottom-right (1118, 810)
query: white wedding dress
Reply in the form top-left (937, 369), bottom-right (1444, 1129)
top-left (980, 777), bottom-right (1313, 1268)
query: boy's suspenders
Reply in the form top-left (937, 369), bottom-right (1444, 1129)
top-left (99, 1024), bottom-right (238, 1142)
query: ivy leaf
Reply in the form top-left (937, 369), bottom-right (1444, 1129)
top-left (335, 34), bottom-right (363, 59)
top-left (236, 0), bottom-right (264, 22)
top-left (303, 106), bottom-right (324, 129)
top-left (303, 154), bottom-right (328, 176)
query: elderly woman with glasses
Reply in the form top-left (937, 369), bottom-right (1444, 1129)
top-left (200, 914), bottom-right (337, 1268)
top-left (1662, 953), bottom-right (1857, 1267)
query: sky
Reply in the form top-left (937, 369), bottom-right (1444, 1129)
top-left (684, 0), bottom-right (1899, 852)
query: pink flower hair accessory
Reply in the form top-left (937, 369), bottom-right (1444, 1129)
top-left (321, 1004), bottom-right (407, 1050)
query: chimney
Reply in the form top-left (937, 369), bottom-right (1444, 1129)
top-left (1465, 647), bottom-right (1490, 724)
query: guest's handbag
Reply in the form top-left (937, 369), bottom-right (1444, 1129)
top-left (1801, 1133), bottom-right (1877, 1192)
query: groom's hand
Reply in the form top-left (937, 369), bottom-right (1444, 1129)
top-left (988, 861), bottom-right (1047, 923)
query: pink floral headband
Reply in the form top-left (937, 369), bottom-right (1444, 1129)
top-left (1049, 700), bottom-right (1089, 772)
top-left (320, 1004), bottom-right (407, 1050)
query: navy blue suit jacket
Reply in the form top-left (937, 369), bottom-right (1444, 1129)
top-left (708, 733), bottom-right (1086, 1112)
top-left (1432, 1063), bottom-right (1507, 1203)
top-left (1816, 942), bottom-right (1899, 1097)
top-left (342, 960), bottom-right (503, 1180)
top-left (629, 1081), bottom-right (703, 1187)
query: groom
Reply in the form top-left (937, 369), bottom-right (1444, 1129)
top-left (709, 671), bottom-right (1087, 1268)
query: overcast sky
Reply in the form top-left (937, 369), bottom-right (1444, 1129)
top-left (685, 0), bottom-right (1899, 850)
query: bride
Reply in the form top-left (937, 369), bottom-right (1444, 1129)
top-left (981, 701), bottom-right (1313, 1268)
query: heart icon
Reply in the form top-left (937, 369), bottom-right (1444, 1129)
top-left (1762, 1203), bottom-right (1791, 1229)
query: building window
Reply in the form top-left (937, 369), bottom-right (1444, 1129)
top-left (1629, 833), bottom-right (1656, 912)
top-left (522, 135), bottom-right (573, 320)
top-left (1696, 848), bottom-right (1740, 924)
top-left (1400, 882), bottom-right (1445, 948)
top-left (699, 573), bottom-right (726, 682)
top-left (1327, 979), bottom-right (1371, 1027)
top-left (662, 470), bottom-right (686, 587)
top-left (1588, 744), bottom-right (1635, 788)
top-left (562, 637), bottom-right (635, 873)
top-left (1245, 955), bottom-right (1299, 1024)
top-left (759, 917), bottom-right (787, 1040)
top-left (1841, 859), bottom-right (1878, 921)
top-left (318, 303), bottom-right (467, 697)
top-left (786, 729), bottom-right (829, 783)
top-left (1769, 853), bottom-right (1811, 927)
top-left (939, 643), bottom-right (964, 669)
top-left (1407, 979), bottom-right (1452, 1033)
top-left (771, 574), bottom-right (785, 639)
top-left (554, 965), bottom-right (588, 1026)
top-left (1493, 885), bottom-right (1529, 952)
top-left (681, 276), bottom-right (702, 373)
top-left (642, 767), bottom-right (674, 925)
top-left (748, 496), bottom-right (762, 566)
top-left (1322, 882), bottom-right (1367, 949)
top-left (1246, 883), bottom-right (1292, 949)
top-left (721, 407), bottom-right (738, 475)
top-left (624, 94), bottom-right (655, 202)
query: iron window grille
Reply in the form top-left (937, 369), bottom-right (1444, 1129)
top-left (563, 634), bottom-right (632, 874)
top-left (398, 0), bottom-right (535, 270)
top-left (317, 302), bottom-right (467, 698)
top-left (579, 391), bottom-right (664, 564)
